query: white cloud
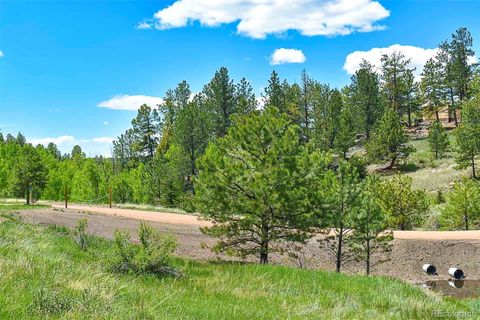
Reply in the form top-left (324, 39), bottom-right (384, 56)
top-left (343, 44), bottom-right (439, 78)
top-left (103, 121), bottom-right (109, 125)
top-left (344, 44), bottom-right (479, 80)
top-left (28, 135), bottom-right (114, 157)
top-left (98, 94), bottom-right (164, 111)
top-left (270, 48), bottom-right (306, 65)
top-left (145, 0), bottom-right (389, 39)
top-left (91, 137), bottom-right (114, 143)
top-left (0, 51), bottom-right (4, 58)
top-left (29, 135), bottom-right (77, 146)
top-left (136, 21), bottom-right (153, 29)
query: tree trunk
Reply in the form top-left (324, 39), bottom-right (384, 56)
top-left (465, 213), bottom-right (469, 231)
top-left (407, 110), bottom-right (412, 128)
top-left (26, 187), bottom-right (30, 205)
top-left (336, 226), bottom-right (343, 273)
top-left (366, 238), bottom-right (371, 276)
top-left (472, 156), bottom-right (477, 179)
top-left (259, 241), bottom-right (269, 265)
top-left (435, 111), bottom-right (440, 122)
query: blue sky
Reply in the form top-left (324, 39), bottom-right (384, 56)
top-left (0, 0), bottom-right (479, 156)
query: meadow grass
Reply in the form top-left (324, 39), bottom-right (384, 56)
top-left (0, 212), bottom-right (479, 319)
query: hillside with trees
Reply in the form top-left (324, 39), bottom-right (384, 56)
top-left (1, 27), bottom-right (479, 265)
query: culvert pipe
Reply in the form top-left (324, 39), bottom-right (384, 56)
top-left (422, 264), bottom-right (437, 275)
top-left (448, 268), bottom-right (465, 280)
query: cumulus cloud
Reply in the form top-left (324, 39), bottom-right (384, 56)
top-left (29, 135), bottom-right (77, 146)
top-left (270, 48), bottom-right (306, 65)
top-left (343, 44), bottom-right (440, 78)
top-left (28, 135), bottom-right (114, 156)
top-left (91, 137), bottom-right (114, 143)
top-left (98, 94), bottom-right (164, 111)
top-left (144, 0), bottom-right (390, 39)
top-left (0, 51), bottom-right (4, 58)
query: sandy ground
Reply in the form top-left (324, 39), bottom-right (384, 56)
top-left (14, 205), bottom-right (480, 283)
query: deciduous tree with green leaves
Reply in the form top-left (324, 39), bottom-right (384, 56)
top-left (195, 107), bottom-right (333, 264)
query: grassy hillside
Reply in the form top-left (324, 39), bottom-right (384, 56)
top-left (0, 210), bottom-right (478, 319)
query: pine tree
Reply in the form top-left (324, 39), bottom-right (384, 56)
top-left (427, 121), bottom-right (449, 159)
top-left (235, 77), bottom-right (257, 115)
top-left (263, 71), bottom-right (286, 112)
top-left (366, 108), bottom-right (412, 170)
top-left (320, 160), bottom-right (362, 273)
top-left (455, 96), bottom-right (480, 179)
top-left (131, 104), bottom-right (161, 161)
top-left (350, 60), bottom-right (382, 139)
top-left (203, 67), bottom-right (236, 137)
top-left (440, 179), bottom-right (480, 230)
top-left (350, 175), bottom-right (392, 275)
top-left (421, 57), bottom-right (445, 121)
top-left (174, 95), bottom-right (211, 195)
top-left (335, 104), bottom-right (356, 159)
top-left (378, 175), bottom-right (429, 230)
top-left (13, 144), bottom-right (47, 204)
top-left (195, 107), bottom-right (332, 264)
top-left (380, 51), bottom-right (413, 115)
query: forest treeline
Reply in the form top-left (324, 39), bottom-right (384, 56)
top-left (1, 27), bottom-right (480, 267)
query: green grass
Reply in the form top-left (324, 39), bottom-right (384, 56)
top-left (0, 203), bottom-right (48, 211)
top-left (0, 214), bottom-right (479, 319)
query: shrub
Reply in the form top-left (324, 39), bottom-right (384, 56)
top-left (73, 219), bottom-right (89, 251)
top-left (112, 222), bottom-right (178, 277)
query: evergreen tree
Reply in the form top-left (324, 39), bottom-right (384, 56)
top-left (195, 107), bottom-right (332, 264)
top-left (421, 57), bottom-right (445, 121)
top-left (235, 77), bottom-right (257, 115)
top-left (335, 104), bottom-right (356, 159)
top-left (16, 132), bottom-right (26, 146)
top-left (320, 160), bottom-right (361, 273)
top-left (350, 175), bottom-right (392, 275)
top-left (204, 67), bottom-right (236, 137)
top-left (71, 145), bottom-right (85, 159)
top-left (0, 133), bottom-right (4, 144)
top-left (378, 175), bottom-right (429, 230)
top-left (440, 179), bottom-right (480, 230)
top-left (174, 95), bottom-right (211, 195)
top-left (427, 121), bottom-right (449, 159)
top-left (349, 60), bottom-right (382, 139)
top-left (403, 69), bottom-right (420, 127)
top-left (131, 104), bottom-right (161, 160)
top-left (366, 108), bottom-right (412, 170)
top-left (13, 144), bottom-right (47, 204)
top-left (314, 88), bottom-right (342, 150)
top-left (380, 51), bottom-right (413, 114)
top-left (450, 27), bottom-right (476, 102)
top-left (263, 71), bottom-right (285, 112)
top-left (47, 142), bottom-right (61, 159)
top-left (455, 95), bottom-right (480, 179)
top-left (298, 70), bottom-right (315, 143)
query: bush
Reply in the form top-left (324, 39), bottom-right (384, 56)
top-left (112, 222), bottom-right (178, 277)
top-left (73, 219), bottom-right (89, 251)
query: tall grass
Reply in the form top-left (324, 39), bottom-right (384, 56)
top-left (0, 214), bottom-right (478, 319)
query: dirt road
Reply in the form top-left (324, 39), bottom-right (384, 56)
top-left (52, 204), bottom-right (480, 240)
top-left (14, 206), bottom-right (480, 283)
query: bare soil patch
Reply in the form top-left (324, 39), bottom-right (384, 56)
top-left (15, 206), bottom-right (480, 283)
